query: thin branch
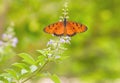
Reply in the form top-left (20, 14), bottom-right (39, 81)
top-left (21, 60), bottom-right (49, 83)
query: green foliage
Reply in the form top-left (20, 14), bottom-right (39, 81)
top-left (6, 69), bottom-right (18, 80)
top-left (0, 36), bottom-right (69, 82)
top-left (18, 53), bottom-right (35, 65)
top-left (50, 74), bottom-right (61, 83)
top-left (13, 63), bottom-right (28, 69)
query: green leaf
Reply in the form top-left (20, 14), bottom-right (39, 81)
top-left (0, 73), bottom-right (12, 83)
top-left (12, 62), bottom-right (28, 69)
top-left (19, 53), bottom-right (35, 64)
top-left (50, 74), bottom-right (61, 83)
top-left (37, 55), bottom-right (46, 66)
top-left (5, 69), bottom-right (18, 80)
top-left (37, 48), bottom-right (51, 56)
top-left (38, 55), bottom-right (45, 62)
top-left (37, 50), bottom-right (45, 55)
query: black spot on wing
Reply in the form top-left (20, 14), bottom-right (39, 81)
top-left (78, 24), bottom-right (82, 29)
top-left (72, 22), bottom-right (75, 25)
top-left (72, 27), bottom-right (75, 30)
top-left (48, 25), bottom-right (50, 28)
top-left (52, 24), bottom-right (54, 27)
top-left (55, 23), bottom-right (58, 25)
top-left (80, 24), bottom-right (82, 27)
top-left (55, 27), bottom-right (58, 30)
top-left (75, 23), bottom-right (79, 26)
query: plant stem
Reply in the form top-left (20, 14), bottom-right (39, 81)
top-left (21, 60), bottom-right (49, 83)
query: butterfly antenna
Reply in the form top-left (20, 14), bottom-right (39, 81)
top-left (59, 2), bottom-right (69, 21)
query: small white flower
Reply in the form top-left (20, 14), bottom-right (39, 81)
top-left (59, 36), bottom-right (71, 44)
top-left (21, 69), bottom-right (28, 75)
top-left (53, 42), bottom-right (57, 48)
top-left (48, 53), bottom-right (52, 58)
top-left (59, 16), bottom-right (64, 19)
top-left (47, 39), bottom-right (54, 46)
top-left (0, 41), bottom-right (3, 46)
top-left (8, 34), bottom-right (13, 39)
top-left (66, 16), bottom-right (69, 19)
top-left (60, 38), bottom-right (66, 43)
top-left (65, 40), bottom-right (70, 44)
top-left (30, 65), bottom-right (38, 72)
top-left (4, 77), bottom-right (12, 82)
top-left (62, 12), bottom-right (68, 15)
top-left (65, 36), bottom-right (71, 40)
top-left (2, 34), bottom-right (8, 40)
top-left (55, 55), bottom-right (61, 59)
top-left (11, 37), bottom-right (18, 47)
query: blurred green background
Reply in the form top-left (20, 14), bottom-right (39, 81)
top-left (0, 0), bottom-right (120, 82)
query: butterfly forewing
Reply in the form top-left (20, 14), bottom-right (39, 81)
top-left (44, 24), bottom-right (55, 34)
top-left (53, 22), bottom-right (64, 36)
top-left (67, 21), bottom-right (87, 33)
top-left (66, 22), bottom-right (76, 36)
top-left (44, 22), bottom-right (64, 36)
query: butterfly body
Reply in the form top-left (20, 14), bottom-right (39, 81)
top-left (63, 18), bottom-right (67, 27)
top-left (44, 18), bottom-right (87, 36)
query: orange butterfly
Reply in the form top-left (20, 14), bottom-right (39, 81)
top-left (44, 18), bottom-right (87, 36)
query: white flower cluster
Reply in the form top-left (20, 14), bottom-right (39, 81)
top-left (47, 36), bottom-right (71, 47)
top-left (0, 25), bottom-right (18, 53)
top-left (46, 36), bottom-right (71, 60)
top-left (59, 2), bottom-right (69, 21)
